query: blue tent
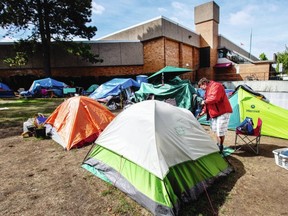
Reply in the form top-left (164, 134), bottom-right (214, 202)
top-left (20, 77), bottom-right (68, 97)
top-left (28, 77), bottom-right (67, 91)
top-left (0, 82), bottom-right (11, 91)
top-left (0, 82), bottom-right (15, 98)
top-left (89, 78), bottom-right (140, 100)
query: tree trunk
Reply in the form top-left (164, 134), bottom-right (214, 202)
top-left (42, 39), bottom-right (51, 77)
top-left (36, 0), bottom-right (51, 77)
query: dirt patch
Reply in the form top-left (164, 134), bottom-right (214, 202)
top-left (0, 135), bottom-right (150, 216)
top-left (0, 123), bottom-right (288, 215)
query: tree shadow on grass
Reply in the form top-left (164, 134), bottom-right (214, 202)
top-left (178, 156), bottom-right (245, 216)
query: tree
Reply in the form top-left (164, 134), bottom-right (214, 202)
top-left (0, 0), bottom-right (102, 77)
top-left (276, 46), bottom-right (288, 74)
top-left (259, 53), bottom-right (268, 61)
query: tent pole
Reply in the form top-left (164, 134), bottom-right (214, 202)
top-left (81, 142), bottom-right (97, 164)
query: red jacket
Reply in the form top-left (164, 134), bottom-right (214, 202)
top-left (202, 81), bottom-right (232, 118)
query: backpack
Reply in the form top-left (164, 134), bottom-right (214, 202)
top-left (236, 117), bottom-right (254, 135)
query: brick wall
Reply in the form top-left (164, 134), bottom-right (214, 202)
top-left (143, 38), bottom-right (165, 73)
top-left (1, 66), bottom-right (144, 78)
top-left (165, 39), bottom-right (180, 66)
top-left (142, 37), bottom-right (199, 81)
top-left (180, 43), bottom-right (193, 68)
top-left (214, 63), bottom-right (270, 81)
top-left (0, 36), bottom-right (271, 86)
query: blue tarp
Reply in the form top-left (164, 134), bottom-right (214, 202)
top-left (28, 77), bottom-right (67, 92)
top-left (20, 77), bottom-right (68, 97)
top-left (89, 78), bottom-right (140, 100)
top-left (0, 82), bottom-right (12, 91)
top-left (0, 82), bottom-right (15, 98)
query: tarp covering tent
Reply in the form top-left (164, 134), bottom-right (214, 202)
top-left (133, 77), bottom-right (201, 114)
top-left (0, 82), bottom-right (15, 98)
top-left (148, 66), bottom-right (192, 84)
top-left (82, 100), bottom-right (232, 215)
top-left (20, 77), bottom-right (68, 97)
top-left (89, 78), bottom-right (140, 100)
top-left (198, 85), bottom-right (288, 140)
top-left (0, 82), bottom-right (12, 91)
top-left (45, 96), bottom-right (115, 150)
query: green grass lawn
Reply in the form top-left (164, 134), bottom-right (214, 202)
top-left (0, 98), bottom-right (64, 128)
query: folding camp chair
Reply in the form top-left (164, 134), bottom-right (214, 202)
top-left (234, 118), bottom-right (262, 154)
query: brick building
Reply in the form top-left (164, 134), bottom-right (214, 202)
top-left (0, 1), bottom-right (275, 89)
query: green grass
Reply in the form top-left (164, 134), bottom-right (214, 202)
top-left (0, 98), bottom-right (64, 128)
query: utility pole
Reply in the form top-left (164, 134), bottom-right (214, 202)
top-left (249, 29), bottom-right (252, 59)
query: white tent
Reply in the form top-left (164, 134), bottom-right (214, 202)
top-left (83, 100), bottom-right (231, 215)
top-left (94, 100), bottom-right (219, 179)
top-left (82, 100), bottom-right (231, 215)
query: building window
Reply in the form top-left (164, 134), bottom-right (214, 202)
top-left (218, 48), bottom-right (251, 64)
top-left (199, 47), bottom-right (210, 68)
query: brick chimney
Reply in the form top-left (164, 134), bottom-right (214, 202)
top-left (194, 1), bottom-right (220, 80)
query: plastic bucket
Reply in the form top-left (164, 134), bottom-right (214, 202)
top-left (35, 127), bottom-right (46, 138)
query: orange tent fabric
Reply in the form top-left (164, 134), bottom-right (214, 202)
top-left (45, 96), bottom-right (115, 150)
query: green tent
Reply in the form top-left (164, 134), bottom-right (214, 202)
top-left (148, 66), bottom-right (192, 84)
top-left (84, 84), bottom-right (99, 95)
top-left (198, 85), bottom-right (288, 140)
top-left (82, 100), bottom-right (232, 215)
top-left (133, 77), bottom-right (202, 114)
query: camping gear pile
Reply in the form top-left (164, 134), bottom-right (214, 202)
top-left (20, 77), bottom-right (68, 98)
top-left (89, 78), bottom-right (140, 110)
top-left (22, 113), bottom-right (47, 138)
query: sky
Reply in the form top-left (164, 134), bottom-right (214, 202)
top-left (1, 0), bottom-right (287, 60)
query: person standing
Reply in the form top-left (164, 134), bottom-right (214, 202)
top-left (197, 78), bottom-right (232, 153)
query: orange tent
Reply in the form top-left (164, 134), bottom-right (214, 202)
top-left (45, 96), bottom-right (115, 150)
